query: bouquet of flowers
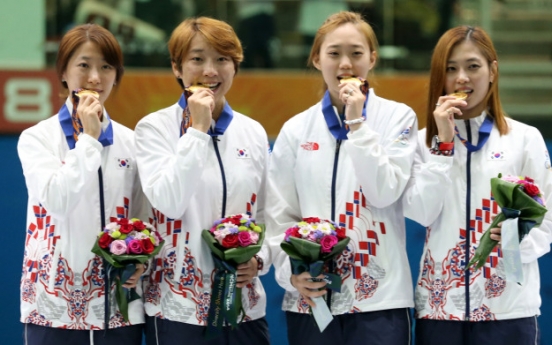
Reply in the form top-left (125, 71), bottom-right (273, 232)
top-left (467, 174), bottom-right (547, 271)
top-left (280, 217), bottom-right (350, 331)
top-left (201, 214), bottom-right (265, 336)
top-left (91, 218), bottom-right (164, 323)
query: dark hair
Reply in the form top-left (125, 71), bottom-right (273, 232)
top-left (56, 23), bottom-right (124, 89)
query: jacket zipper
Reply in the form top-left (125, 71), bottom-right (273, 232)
top-left (331, 139), bottom-right (342, 220)
top-left (212, 136), bottom-right (227, 218)
top-left (464, 120), bottom-right (472, 322)
top-left (98, 167), bottom-right (110, 329)
top-left (98, 167), bottom-right (106, 228)
top-left (328, 138), bottom-right (342, 311)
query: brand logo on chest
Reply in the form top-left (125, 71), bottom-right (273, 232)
top-left (301, 142), bottom-right (319, 151)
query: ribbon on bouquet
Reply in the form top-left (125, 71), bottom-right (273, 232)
top-left (290, 258), bottom-right (341, 332)
top-left (499, 208), bottom-right (536, 285)
top-left (103, 262), bottom-right (139, 329)
top-left (289, 258), bottom-right (342, 292)
top-left (206, 254), bottom-right (245, 338)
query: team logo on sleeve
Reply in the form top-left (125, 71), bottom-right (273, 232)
top-left (488, 151), bottom-right (505, 160)
top-left (394, 127), bottom-right (411, 145)
top-left (545, 150), bottom-right (551, 170)
top-left (236, 148), bottom-right (250, 159)
top-left (117, 158), bottom-right (132, 169)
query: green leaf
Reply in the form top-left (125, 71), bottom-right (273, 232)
top-left (288, 237), bottom-right (322, 263)
top-left (280, 241), bottom-right (304, 260)
top-left (467, 213), bottom-right (505, 270)
top-left (201, 230), bottom-right (225, 258)
top-left (115, 278), bottom-right (129, 322)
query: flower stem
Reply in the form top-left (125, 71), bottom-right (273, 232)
top-left (466, 212), bottom-right (506, 270)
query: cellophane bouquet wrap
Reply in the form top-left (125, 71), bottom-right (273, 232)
top-left (467, 174), bottom-right (547, 270)
top-left (280, 217), bottom-right (350, 331)
top-left (91, 218), bottom-right (164, 322)
top-left (201, 214), bottom-right (265, 336)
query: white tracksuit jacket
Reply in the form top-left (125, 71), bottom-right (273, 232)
top-left (266, 89), bottom-right (417, 314)
top-left (403, 112), bottom-right (552, 321)
top-left (18, 97), bottom-right (148, 329)
top-left (135, 99), bottom-right (270, 325)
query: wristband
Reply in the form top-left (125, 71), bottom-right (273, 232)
top-left (430, 135), bottom-right (454, 156)
top-left (438, 141), bottom-right (454, 151)
top-left (343, 117), bottom-right (365, 125)
top-left (254, 254), bottom-right (264, 271)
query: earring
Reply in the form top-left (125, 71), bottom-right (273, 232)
top-left (62, 80), bottom-right (66, 83)
top-left (113, 82), bottom-right (116, 86)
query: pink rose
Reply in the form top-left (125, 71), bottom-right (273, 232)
top-left (214, 230), bottom-right (226, 243)
top-left (110, 240), bottom-right (127, 255)
top-left (502, 175), bottom-right (521, 183)
top-left (238, 231), bottom-right (252, 247)
top-left (249, 232), bottom-right (259, 244)
top-left (127, 239), bottom-right (143, 254)
top-left (320, 235), bottom-right (338, 253)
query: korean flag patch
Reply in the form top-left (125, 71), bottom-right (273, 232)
top-left (489, 151), bottom-right (505, 160)
top-left (117, 158), bottom-right (132, 169)
top-left (236, 148), bottom-right (250, 159)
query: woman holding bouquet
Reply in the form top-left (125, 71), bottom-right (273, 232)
top-left (17, 24), bottom-right (148, 344)
top-left (265, 11), bottom-right (417, 345)
top-left (134, 17), bottom-right (271, 345)
top-left (402, 26), bottom-right (552, 344)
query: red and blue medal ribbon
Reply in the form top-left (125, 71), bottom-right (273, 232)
top-left (58, 98), bottom-right (113, 149)
top-left (454, 115), bottom-right (493, 153)
top-left (321, 89), bottom-right (369, 141)
top-left (178, 93), bottom-right (234, 137)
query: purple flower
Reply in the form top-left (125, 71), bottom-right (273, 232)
top-left (533, 196), bottom-right (546, 207)
top-left (313, 230), bottom-right (324, 240)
